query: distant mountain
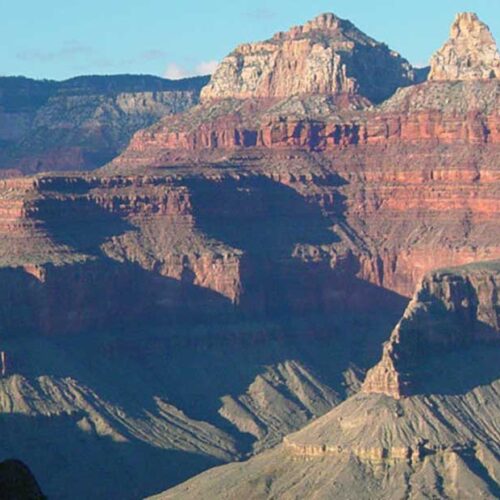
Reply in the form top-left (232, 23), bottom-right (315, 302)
top-left (0, 74), bottom-right (209, 175)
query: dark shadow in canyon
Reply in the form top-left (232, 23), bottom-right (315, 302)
top-left (0, 260), bottom-right (237, 337)
top-left (0, 412), bottom-right (221, 500)
top-left (37, 197), bottom-right (133, 255)
top-left (409, 340), bottom-right (500, 397)
top-left (25, 196), bottom-right (238, 330)
top-left (186, 175), bottom-right (406, 316)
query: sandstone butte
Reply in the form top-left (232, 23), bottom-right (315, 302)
top-left (200, 12), bottom-right (419, 103)
top-left (107, 11), bottom-right (500, 302)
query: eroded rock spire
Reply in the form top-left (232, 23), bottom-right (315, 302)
top-left (429, 12), bottom-right (500, 81)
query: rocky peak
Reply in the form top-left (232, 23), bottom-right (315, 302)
top-left (429, 12), bottom-right (500, 81)
top-left (298, 12), bottom-right (342, 32)
top-left (271, 13), bottom-right (370, 44)
top-left (201, 12), bottom-right (417, 104)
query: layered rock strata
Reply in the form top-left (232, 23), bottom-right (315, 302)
top-left (107, 12), bottom-right (500, 299)
top-left (1, 171), bottom-right (405, 334)
top-left (0, 10), bottom-right (500, 500)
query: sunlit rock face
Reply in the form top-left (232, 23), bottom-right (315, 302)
top-left (1, 10), bottom-right (500, 500)
top-left (429, 12), bottom-right (500, 81)
top-left (201, 13), bottom-right (418, 104)
top-left (105, 12), bottom-right (500, 302)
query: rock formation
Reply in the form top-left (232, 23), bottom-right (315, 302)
top-left (429, 12), bottom-right (500, 81)
top-left (154, 262), bottom-right (500, 500)
top-left (0, 10), bottom-right (499, 500)
top-left (106, 12), bottom-right (500, 301)
top-left (363, 261), bottom-right (500, 398)
top-left (201, 13), bottom-right (418, 104)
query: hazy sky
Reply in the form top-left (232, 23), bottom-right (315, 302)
top-left (2, 0), bottom-right (500, 80)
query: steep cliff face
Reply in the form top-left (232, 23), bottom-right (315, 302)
top-left (110, 101), bottom-right (500, 299)
top-left (363, 261), bottom-right (500, 398)
top-left (0, 74), bottom-right (208, 175)
top-left (429, 12), bottom-right (500, 81)
top-left (113, 12), bottom-right (499, 163)
top-left (2, 10), bottom-right (500, 500)
top-left (0, 175), bottom-right (409, 498)
top-left (0, 171), bottom-right (407, 335)
top-left (0, 174), bottom-right (241, 333)
top-left (114, 80), bottom-right (500, 164)
top-left (201, 13), bottom-right (418, 104)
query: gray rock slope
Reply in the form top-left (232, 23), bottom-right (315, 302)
top-left (156, 261), bottom-right (500, 500)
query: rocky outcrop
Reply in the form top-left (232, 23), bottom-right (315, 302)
top-left (1, 11), bottom-right (500, 500)
top-left (429, 12), bottom-right (500, 81)
top-left (110, 84), bottom-right (500, 299)
top-left (113, 76), bottom-right (500, 165)
top-left (0, 74), bottom-right (208, 174)
top-left (363, 261), bottom-right (500, 398)
top-left (0, 171), bottom-right (409, 334)
top-left (109, 13), bottom-right (499, 166)
top-left (201, 13), bottom-right (418, 104)
top-left (0, 174), bottom-right (242, 333)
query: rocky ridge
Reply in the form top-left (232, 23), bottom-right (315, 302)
top-left (0, 10), bottom-right (499, 500)
top-left (0, 74), bottom-right (208, 175)
top-left (111, 12), bottom-right (500, 165)
top-left (106, 12), bottom-right (500, 301)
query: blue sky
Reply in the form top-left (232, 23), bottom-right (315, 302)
top-left (2, 0), bottom-right (499, 80)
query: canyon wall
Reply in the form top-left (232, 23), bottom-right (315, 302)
top-left (1, 13), bottom-right (499, 336)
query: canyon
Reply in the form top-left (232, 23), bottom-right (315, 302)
top-left (0, 9), bottom-right (498, 500)
top-left (158, 262), bottom-right (500, 500)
